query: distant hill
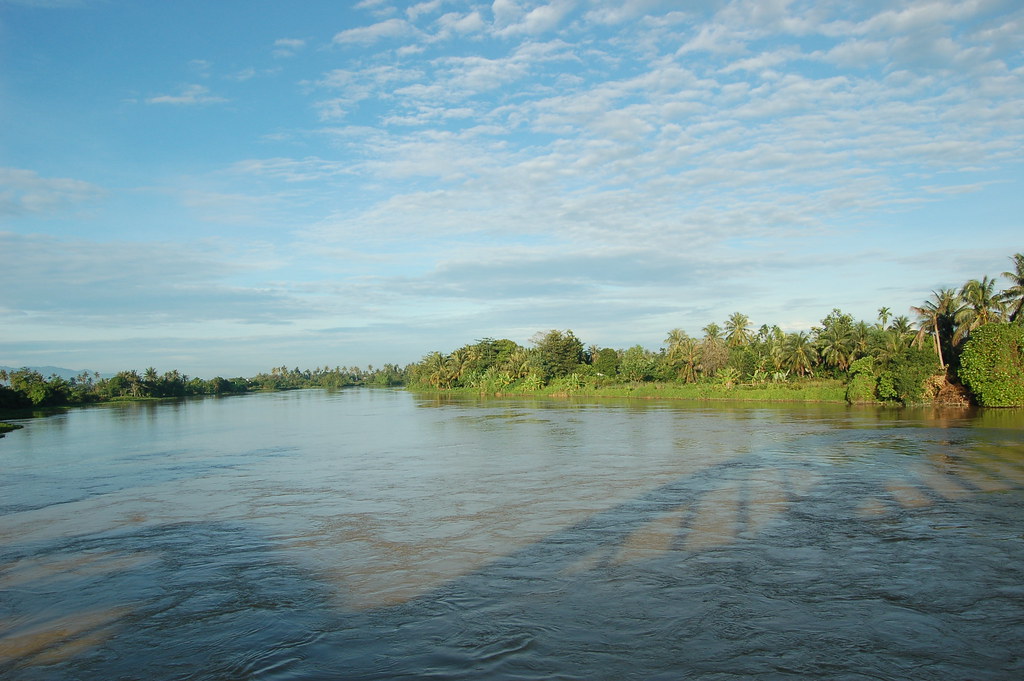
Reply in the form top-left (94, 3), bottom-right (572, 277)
top-left (0, 365), bottom-right (96, 381)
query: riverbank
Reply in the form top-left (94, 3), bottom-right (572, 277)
top-left (410, 379), bottom-right (851, 403)
top-left (0, 421), bottom-right (24, 436)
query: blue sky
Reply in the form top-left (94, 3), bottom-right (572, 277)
top-left (2, 0), bottom-right (1022, 377)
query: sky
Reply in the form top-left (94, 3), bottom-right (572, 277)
top-left (1, 0), bottom-right (1022, 378)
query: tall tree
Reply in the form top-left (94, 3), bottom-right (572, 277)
top-left (955, 276), bottom-right (1003, 344)
top-left (423, 352), bottom-right (452, 389)
top-left (998, 252), bottom-right (1024, 323)
top-left (724, 312), bottom-right (753, 348)
top-left (911, 288), bottom-right (960, 370)
top-left (816, 323), bottom-right (854, 372)
top-left (699, 324), bottom-right (728, 376)
top-left (877, 306), bottom-right (891, 329)
top-left (888, 315), bottom-right (913, 339)
top-left (665, 329), bottom-right (699, 383)
top-left (664, 328), bottom-right (689, 358)
top-left (783, 332), bottom-right (816, 377)
top-left (531, 329), bottom-right (585, 380)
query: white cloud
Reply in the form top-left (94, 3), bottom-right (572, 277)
top-left (822, 39), bottom-right (889, 68)
top-left (584, 0), bottom-right (677, 25)
top-left (435, 10), bottom-right (486, 36)
top-left (0, 168), bottom-right (105, 216)
top-left (491, 0), bottom-right (522, 27)
top-left (407, 0), bottom-right (443, 21)
top-left (229, 157), bottom-right (354, 183)
top-left (333, 18), bottom-right (417, 45)
top-left (146, 84), bottom-right (227, 105)
top-left (495, 0), bottom-right (576, 35)
top-left (273, 37), bottom-right (306, 57)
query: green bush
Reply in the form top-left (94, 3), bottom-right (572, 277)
top-left (876, 371), bottom-right (898, 401)
top-left (0, 385), bottom-right (32, 410)
top-left (870, 347), bottom-right (940, 404)
top-left (889, 347), bottom-right (940, 404)
top-left (959, 323), bottom-right (1024, 406)
top-left (846, 373), bottom-right (877, 403)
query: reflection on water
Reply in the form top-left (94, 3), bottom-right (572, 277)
top-left (0, 390), bottom-right (1022, 680)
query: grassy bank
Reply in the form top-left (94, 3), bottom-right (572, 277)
top-left (0, 421), bottom-right (24, 436)
top-left (413, 379), bottom-right (849, 403)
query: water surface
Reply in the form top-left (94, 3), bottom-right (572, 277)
top-left (1, 390), bottom-right (1022, 679)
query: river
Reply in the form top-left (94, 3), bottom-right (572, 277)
top-left (1, 389), bottom-right (1022, 680)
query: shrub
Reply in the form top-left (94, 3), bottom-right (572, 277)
top-left (846, 373), bottom-right (877, 403)
top-left (959, 323), bottom-right (1024, 406)
top-left (889, 347), bottom-right (941, 404)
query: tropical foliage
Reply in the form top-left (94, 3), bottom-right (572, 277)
top-left (958, 324), bottom-right (1024, 407)
top-left (3, 253), bottom-right (1023, 412)
top-left (403, 252), bottom-right (1024, 407)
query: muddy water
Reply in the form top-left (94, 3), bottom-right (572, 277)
top-left (1, 390), bottom-right (1022, 679)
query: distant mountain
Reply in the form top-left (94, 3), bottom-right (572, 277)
top-left (0, 366), bottom-right (96, 381)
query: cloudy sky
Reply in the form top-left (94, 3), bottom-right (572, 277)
top-left (2, 0), bottom-right (1022, 377)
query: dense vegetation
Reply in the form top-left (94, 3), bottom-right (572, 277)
top-left (2, 253), bottom-right (1023, 413)
top-left (0, 364), bottom-right (403, 412)
top-left (405, 253), bottom-right (1024, 407)
top-left (958, 324), bottom-right (1024, 407)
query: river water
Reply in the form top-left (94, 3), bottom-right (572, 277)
top-left (1, 389), bottom-right (1022, 680)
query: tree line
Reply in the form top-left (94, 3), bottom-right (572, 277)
top-left (3, 253), bottom-right (1023, 411)
top-left (0, 364), bottom-right (405, 410)
top-left (405, 253), bottom-right (1024, 407)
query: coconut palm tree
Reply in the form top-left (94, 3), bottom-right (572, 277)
top-left (448, 348), bottom-right (473, 384)
top-left (816, 323), bottom-right (854, 372)
top-left (423, 352), bottom-right (452, 389)
top-left (503, 348), bottom-right (532, 380)
top-left (678, 338), bottom-right (701, 383)
top-left (699, 324), bottom-right (728, 376)
top-left (876, 329), bottom-right (907, 365)
top-left (911, 288), bottom-right (960, 370)
top-left (998, 252), bottom-right (1024, 322)
top-left (664, 328), bottom-right (689, 357)
top-left (664, 328), bottom-right (698, 382)
top-left (888, 315), bottom-right (913, 339)
top-left (955, 276), bottom-right (1003, 344)
top-left (702, 323), bottom-right (723, 342)
top-left (877, 307), bottom-right (891, 330)
top-left (725, 312), bottom-right (753, 348)
top-left (783, 331), bottom-right (816, 377)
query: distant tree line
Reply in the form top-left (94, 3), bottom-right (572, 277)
top-left (0, 363), bottom-right (405, 411)
top-left (3, 253), bottom-right (1023, 411)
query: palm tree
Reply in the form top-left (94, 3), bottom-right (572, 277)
top-left (664, 328), bottom-right (689, 357)
top-left (816, 324), bottom-right (854, 372)
top-left (702, 323), bottom-right (723, 342)
top-left (678, 338), bottom-right (701, 383)
top-left (998, 252), bottom-right (1024, 322)
top-left (423, 352), bottom-right (452, 389)
top-left (448, 348), bottom-right (473, 383)
top-left (877, 306), bottom-right (892, 330)
top-left (754, 325), bottom-right (785, 371)
top-left (911, 288), bottom-right (960, 370)
top-left (877, 330), bottom-right (907, 365)
top-left (783, 332), bottom-right (816, 377)
top-left (699, 324), bottom-right (728, 376)
top-left (851, 320), bottom-right (873, 358)
top-left (503, 348), bottom-right (532, 380)
top-left (724, 312), bottom-right (753, 348)
top-left (664, 330), bottom-right (700, 383)
top-left (888, 315), bottom-right (913, 339)
top-left (143, 367), bottom-right (159, 395)
top-left (955, 276), bottom-right (1003, 344)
